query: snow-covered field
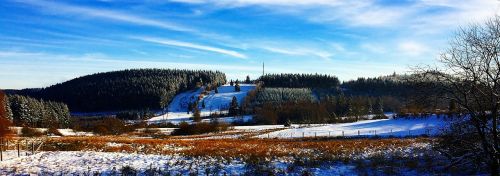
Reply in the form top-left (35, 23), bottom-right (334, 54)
top-left (0, 151), bottom-right (245, 175)
top-left (0, 140), bottom-right (436, 176)
top-left (257, 115), bottom-right (447, 138)
top-left (148, 84), bottom-right (255, 124)
top-left (0, 150), bottom-right (360, 175)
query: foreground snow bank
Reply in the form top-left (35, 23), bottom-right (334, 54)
top-left (0, 151), bottom-right (356, 175)
top-left (0, 139), bottom-right (444, 175)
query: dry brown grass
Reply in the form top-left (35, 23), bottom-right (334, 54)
top-left (31, 136), bottom-right (433, 160)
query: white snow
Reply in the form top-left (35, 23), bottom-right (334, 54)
top-left (135, 128), bottom-right (176, 135)
top-left (257, 115), bottom-right (448, 138)
top-left (0, 139), bottom-right (435, 175)
top-left (148, 84), bottom-right (256, 124)
top-left (234, 125), bottom-right (285, 131)
top-left (0, 151), bottom-right (358, 175)
top-left (58, 129), bottom-right (94, 136)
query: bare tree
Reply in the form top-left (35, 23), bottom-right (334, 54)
top-left (416, 16), bottom-right (500, 174)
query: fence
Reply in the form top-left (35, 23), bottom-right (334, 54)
top-left (257, 127), bottom-right (440, 139)
top-left (0, 137), bottom-right (43, 161)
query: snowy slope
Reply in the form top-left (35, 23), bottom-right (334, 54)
top-left (148, 84), bottom-right (256, 123)
top-left (257, 115), bottom-right (448, 138)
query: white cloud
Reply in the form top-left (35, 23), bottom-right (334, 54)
top-left (398, 41), bottom-right (429, 56)
top-left (0, 51), bottom-right (43, 57)
top-left (361, 43), bottom-right (386, 54)
top-left (261, 47), bottom-right (303, 55)
top-left (174, 0), bottom-right (500, 29)
top-left (17, 0), bottom-right (194, 32)
top-left (261, 46), bottom-right (333, 61)
top-left (134, 36), bottom-right (247, 59)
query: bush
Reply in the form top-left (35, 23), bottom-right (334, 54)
top-left (47, 127), bottom-right (63, 136)
top-left (21, 127), bottom-right (43, 137)
top-left (372, 114), bottom-right (388, 120)
top-left (73, 118), bottom-right (136, 135)
top-left (120, 165), bottom-right (137, 176)
top-left (0, 117), bottom-right (12, 138)
top-left (171, 122), bottom-right (230, 135)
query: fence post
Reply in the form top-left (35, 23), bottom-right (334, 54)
top-left (31, 142), bottom-right (34, 155)
top-left (302, 132), bottom-right (305, 138)
top-left (342, 131), bottom-right (344, 137)
top-left (375, 130), bottom-right (377, 136)
top-left (358, 130), bottom-right (360, 136)
top-left (17, 142), bottom-right (20, 157)
top-left (314, 132), bottom-right (317, 138)
top-left (1, 138), bottom-right (3, 161)
top-left (390, 129), bottom-right (393, 136)
top-left (267, 133), bottom-right (270, 139)
top-left (328, 131), bottom-right (331, 137)
top-left (25, 140), bottom-right (28, 156)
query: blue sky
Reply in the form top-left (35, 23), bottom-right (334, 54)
top-left (1, 0), bottom-right (499, 89)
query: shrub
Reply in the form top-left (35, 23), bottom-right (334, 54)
top-left (372, 114), bottom-right (388, 120)
top-left (46, 127), bottom-right (63, 136)
top-left (21, 127), bottom-right (43, 137)
top-left (0, 117), bottom-right (12, 138)
top-left (120, 165), bottom-right (137, 176)
top-left (171, 122), bottom-right (229, 135)
top-left (73, 118), bottom-right (136, 135)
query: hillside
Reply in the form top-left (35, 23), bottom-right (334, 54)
top-left (148, 84), bottom-right (256, 123)
top-left (11, 69), bottom-right (226, 112)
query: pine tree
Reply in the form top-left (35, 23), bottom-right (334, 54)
top-left (0, 90), bottom-right (12, 137)
top-left (367, 99), bottom-right (373, 115)
top-left (374, 97), bottom-right (384, 115)
top-left (187, 102), bottom-right (193, 114)
top-left (229, 96), bottom-right (239, 116)
top-left (449, 99), bottom-right (457, 113)
top-left (0, 90), bottom-right (9, 120)
top-left (235, 82), bottom-right (241, 92)
top-left (193, 107), bottom-right (201, 122)
top-left (230, 80), bottom-right (234, 86)
top-left (245, 75), bottom-right (251, 84)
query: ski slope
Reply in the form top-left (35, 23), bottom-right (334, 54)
top-left (256, 115), bottom-right (448, 138)
top-left (148, 84), bottom-right (256, 123)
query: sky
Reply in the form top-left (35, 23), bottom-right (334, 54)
top-left (1, 0), bottom-right (499, 89)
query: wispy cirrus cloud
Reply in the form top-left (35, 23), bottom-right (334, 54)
top-left (15, 0), bottom-right (195, 32)
top-left (261, 46), bottom-right (333, 61)
top-left (172, 0), bottom-right (500, 29)
top-left (133, 36), bottom-right (247, 59)
top-left (398, 41), bottom-right (429, 57)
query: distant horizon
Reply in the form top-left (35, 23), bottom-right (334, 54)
top-left (1, 67), bottom-right (403, 90)
top-left (1, 0), bottom-right (499, 89)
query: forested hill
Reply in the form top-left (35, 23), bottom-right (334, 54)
top-left (12, 69), bottom-right (226, 112)
top-left (341, 74), bottom-right (416, 97)
top-left (259, 73), bottom-right (340, 88)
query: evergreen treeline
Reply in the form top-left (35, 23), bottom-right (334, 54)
top-left (341, 74), bottom-right (414, 96)
top-left (246, 73), bottom-right (446, 125)
top-left (13, 69), bottom-right (226, 112)
top-left (253, 88), bottom-right (315, 105)
top-left (259, 73), bottom-right (340, 88)
top-left (8, 95), bottom-right (70, 128)
top-left (0, 90), bottom-right (13, 121)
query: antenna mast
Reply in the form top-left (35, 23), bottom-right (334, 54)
top-left (262, 62), bottom-right (265, 76)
